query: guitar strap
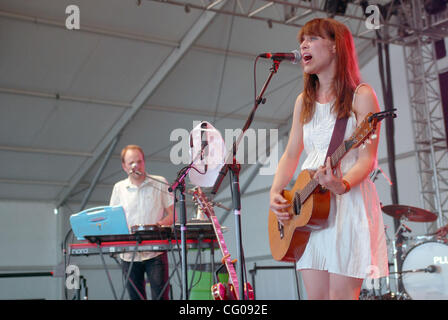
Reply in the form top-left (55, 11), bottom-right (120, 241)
top-left (324, 115), bottom-right (348, 162)
top-left (324, 83), bottom-right (365, 161)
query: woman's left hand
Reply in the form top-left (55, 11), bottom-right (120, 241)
top-left (313, 157), bottom-right (346, 195)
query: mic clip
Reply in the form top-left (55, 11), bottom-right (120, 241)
top-left (256, 97), bottom-right (267, 105)
top-left (129, 169), bottom-right (142, 176)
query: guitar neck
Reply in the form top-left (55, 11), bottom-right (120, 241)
top-left (295, 110), bottom-right (392, 204)
top-left (299, 142), bottom-right (349, 203)
top-left (208, 212), bottom-right (240, 299)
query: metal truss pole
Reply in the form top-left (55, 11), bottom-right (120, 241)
top-left (401, 0), bottom-right (448, 231)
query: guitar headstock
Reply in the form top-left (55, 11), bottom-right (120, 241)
top-left (191, 187), bottom-right (213, 219)
top-left (347, 109), bottom-right (396, 150)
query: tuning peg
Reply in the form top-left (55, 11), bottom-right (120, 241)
top-left (360, 144), bottom-right (366, 149)
top-left (371, 133), bottom-right (377, 140)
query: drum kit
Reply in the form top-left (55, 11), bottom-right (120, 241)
top-left (359, 204), bottom-right (448, 300)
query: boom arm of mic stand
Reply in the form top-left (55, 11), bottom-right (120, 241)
top-left (168, 166), bottom-right (190, 193)
top-left (211, 60), bottom-right (280, 195)
top-left (169, 152), bottom-right (202, 192)
top-left (390, 267), bottom-right (431, 275)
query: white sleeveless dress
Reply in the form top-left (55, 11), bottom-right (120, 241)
top-left (295, 96), bottom-right (389, 279)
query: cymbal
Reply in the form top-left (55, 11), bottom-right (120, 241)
top-left (381, 205), bottom-right (437, 222)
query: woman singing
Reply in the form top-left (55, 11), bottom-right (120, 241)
top-left (269, 18), bottom-right (388, 300)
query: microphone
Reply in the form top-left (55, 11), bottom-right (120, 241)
top-left (425, 265), bottom-right (441, 273)
top-left (129, 163), bottom-right (142, 176)
top-left (258, 50), bottom-right (301, 64)
top-left (401, 223), bottom-right (412, 233)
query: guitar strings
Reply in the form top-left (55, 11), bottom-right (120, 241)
top-left (297, 143), bottom-right (348, 205)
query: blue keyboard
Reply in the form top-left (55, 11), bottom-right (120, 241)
top-left (70, 206), bottom-right (130, 240)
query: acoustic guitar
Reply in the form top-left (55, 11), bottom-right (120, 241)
top-left (268, 110), bottom-right (396, 262)
top-left (192, 187), bottom-right (254, 300)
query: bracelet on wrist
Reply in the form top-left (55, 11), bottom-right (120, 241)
top-left (342, 179), bottom-right (351, 194)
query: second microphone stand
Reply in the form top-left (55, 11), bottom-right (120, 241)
top-left (169, 164), bottom-right (193, 300)
top-left (168, 141), bottom-right (210, 300)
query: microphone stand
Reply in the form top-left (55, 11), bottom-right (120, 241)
top-left (212, 59), bottom-right (281, 300)
top-left (392, 221), bottom-right (410, 296)
top-left (168, 149), bottom-right (205, 300)
top-left (168, 165), bottom-right (191, 300)
top-left (128, 166), bottom-right (190, 299)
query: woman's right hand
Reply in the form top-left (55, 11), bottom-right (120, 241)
top-left (269, 192), bottom-right (291, 224)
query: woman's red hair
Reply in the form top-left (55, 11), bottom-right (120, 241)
top-left (298, 18), bottom-right (361, 123)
